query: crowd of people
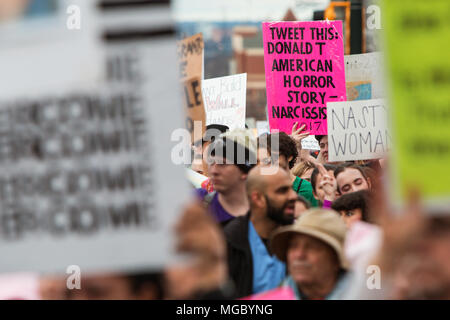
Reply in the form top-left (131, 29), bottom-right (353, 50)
top-left (32, 123), bottom-right (449, 300)
top-left (0, 0), bottom-right (447, 303)
top-left (184, 123), bottom-right (449, 300)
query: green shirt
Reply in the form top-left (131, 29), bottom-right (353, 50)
top-left (292, 176), bottom-right (318, 207)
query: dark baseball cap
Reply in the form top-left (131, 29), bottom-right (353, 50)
top-left (193, 124), bottom-right (230, 147)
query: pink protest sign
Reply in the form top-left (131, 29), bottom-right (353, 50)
top-left (240, 287), bottom-right (296, 300)
top-left (263, 21), bottom-right (346, 135)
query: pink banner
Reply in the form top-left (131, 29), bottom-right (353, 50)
top-left (241, 287), bottom-right (296, 300)
top-left (263, 21), bottom-right (346, 135)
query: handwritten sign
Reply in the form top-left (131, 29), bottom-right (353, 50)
top-left (202, 73), bottom-right (247, 130)
top-left (301, 135), bottom-right (320, 151)
top-left (262, 21), bottom-right (347, 135)
top-left (327, 99), bottom-right (391, 161)
top-left (177, 33), bottom-right (206, 143)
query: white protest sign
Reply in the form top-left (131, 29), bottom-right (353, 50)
top-left (202, 73), bottom-right (247, 130)
top-left (0, 3), bottom-right (189, 274)
top-left (327, 99), bottom-right (391, 162)
top-left (301, 135), bottom-right (320, 150)
top-left (344, 52), bottom-right (385, 101)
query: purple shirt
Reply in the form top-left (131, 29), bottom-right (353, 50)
top-left (323, 199), bottom-right (333, 209)
top-left (196, 188), bottom-right (235, 224)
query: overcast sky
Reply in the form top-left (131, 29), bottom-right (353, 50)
top-left (172, 0), bottom-right (330, 22)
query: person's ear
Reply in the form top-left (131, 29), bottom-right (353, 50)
top-left (251, 191), bottom-right (265, 208)
top-left (367, 177), bottom-right (372, 190)
top-left (288, 155), bottom-right (294, 163)
top-left (241, 172), bottom-right (248, 181)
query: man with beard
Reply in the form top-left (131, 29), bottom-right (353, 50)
top-left (223, 165), bottom-right (297, 298)
top-left (258, 132), bottom-right (318, 207)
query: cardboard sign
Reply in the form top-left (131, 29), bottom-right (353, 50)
top-left (202, 73), bottom-right (247, 130)
top-left (177, 33), bottom-right (206, 143)
top-left (262, 20), bottom-right (347, 135)
top-left (383, 0), bottom-right (450, 211)
top-left (327, 99), bottom-right (390, 161)
top-left (345, 52), bottom-right (384, 101)
top-left (0, 5), bottom-right (189, 274)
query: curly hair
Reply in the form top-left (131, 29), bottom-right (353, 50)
top-left (262, 132), bottom-right (298, 169)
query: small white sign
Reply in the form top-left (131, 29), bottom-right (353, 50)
top-left (327, 99), bottom-right (391, 162)
top-left (301, 135), bottom-right (320, 150)
top-left (202, 73), bottom-right (247, 130)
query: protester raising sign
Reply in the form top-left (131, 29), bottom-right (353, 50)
top-left (202, 73), bottom-right (247, 130)
top-left (327, 99), bottom-right (391, 162)
top-left (262, 20), bottom-right (346, 135)
top-left (177, 33), bottom-right (206, 143)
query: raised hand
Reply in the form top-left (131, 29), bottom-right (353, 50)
top-left (290, 122), bottom-right (310, 149)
